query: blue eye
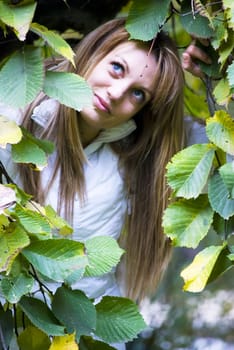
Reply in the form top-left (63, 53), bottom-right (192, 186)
top-left (133, 89), bottom-right (145, 101)
top-left (111, 62), bottom-right (124, 75)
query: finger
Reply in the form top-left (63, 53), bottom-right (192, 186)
top-left (182, 52), bottom-right (204, 78)
top-left (185, 44), bottom-right (212, 64)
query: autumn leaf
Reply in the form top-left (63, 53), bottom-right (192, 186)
top-left (0, 115), bottom-right (22, 148)
top-left (49, 334), bottom-right (79, 350)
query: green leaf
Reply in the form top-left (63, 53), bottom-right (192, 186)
top-left (223, 0), bottom-right (234, 25)
top-left (227, 61), bottom-right (234, 88)
top-left (218, 29), bottom-right (234, 69)
top-left (18, 325), bottom-right (51, 350)
top-left (19, 296), bottom-right (65, 336)
top-left (11, 127), bottom-right (54, 169)
top-left (163, 195), bottom-right (214, 248)
top-left (0, 115), bottom-right (22, 148)
top-left (7, 252), bottom-right (30, 279)
top-left (52, 286), bottom-right (96, 339)
top-left (84, 236), bottom-right (124, 277)
top-left (79, 336), bottom-right (116, 350)
top-left (206, 110), bottom-right (234, 155)
top-left (0, 214), bottom-right (9, 227)
top-left (95, 296), bottom-right (146, 343)
top-left (184, 86), bottom-right (210, 120)
top-left (207, 247), bottom-right (233, 284)
top-left (1, 272), bottom-right (34, 303)
top-left (0, 303), bottom-right (13, 349)
top-left (22, 239), bottom-right (88, 282)
top-left (219, 162), bottom-right (234, 198)
top-left (180, 245), bottom-right (225, 292)
top-left (30, 22), bottom-right (75, 65)
top-left (125, 0), bottom-right (171, 40)
top-left (8, 183), bottom-right (32, 206)
top-left (208, 171), bottom-right (234, 219)
top-left (166, 144), bottom-right (215, 199)
top-left (213, 212), bottom-right (234, 239)
top-left (197, 44), bottom-right (221, 78)
top-left (44, 205), bottom-right (73, 236)
top-left (12, 135), bottom-right (48, 168)
top-left (14, 203), bottom-right (52, 239)
top-left (0, 47), bottom-right (43, 108)
top-left (211, 14), bottom-right (228, 49)
top-left (22, 127), bottom-right (55, 154)
top-left (0, 223), bottom-right (30, 272)
top-left (0, 1), bottom-right (36, 40)
top-left (180, 1), bottom-right (214, 38)
top-left (43, 71), bottom-right (93, 111)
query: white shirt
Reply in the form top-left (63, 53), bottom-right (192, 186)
top-left (0, 99), bottom-right (136, 299)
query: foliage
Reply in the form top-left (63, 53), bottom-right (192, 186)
top-left (1, 0), bottom-right (234, 348)
top-left (125, 0), bottom-right (234, 294)
top-left (0, 180), bottom-right (146, 349)
top-left (0, 0), bottom-right (92, 109)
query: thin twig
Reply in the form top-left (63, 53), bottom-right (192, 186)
top-left (29, 265), bottom-right (52, 305)
top-left (0, 161), bottom-right (15, 184)
top-left (202, 75), bottom-right (217, 116)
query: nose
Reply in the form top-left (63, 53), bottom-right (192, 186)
top-left (107, 82), bottom-right (127, 101)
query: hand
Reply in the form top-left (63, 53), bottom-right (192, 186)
top-left (182, 39), bottom-right (212, 78)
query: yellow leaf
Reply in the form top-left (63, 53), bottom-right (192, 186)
top-left (0, 214), bottom-right (9, 227)
top-left (0, 222), bottom-right (30, 272)
top-left (206, 110), bottom-right (234, 155)
top-left (49, 334), bottom-right (79, 350)
top-left (18, 325), bottom-right (50, 350)
top-left (213, 78), bottom-right (232, 107)
top-left (180, 245), bottom-right (224, 292)
top-left (26, 200), bottom-right (46, 215)
top-left (30, 23), bottom-right (75, 66)
top-left (0, 115), bottom-right (22, 148)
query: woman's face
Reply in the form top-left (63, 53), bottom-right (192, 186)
top-left (80, 41), bottom-right (157, 135)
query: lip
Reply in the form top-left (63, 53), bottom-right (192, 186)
top-left (94, 94), bottom-right (110, 113)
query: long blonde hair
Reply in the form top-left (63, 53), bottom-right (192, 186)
top-left (19, 18), bottom-right (185, 301)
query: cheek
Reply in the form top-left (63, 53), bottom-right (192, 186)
top-left (86, 64), bottom-right (105, 86)
top-left (119, 103), bottom-right (140, 120)
top-left (125, 99), bottom-right (146, 114)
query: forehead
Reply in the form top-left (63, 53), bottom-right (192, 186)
top-left (106, 41), bottom-right (155, 66)
top-left (104, 41), bottom-right (157, 90)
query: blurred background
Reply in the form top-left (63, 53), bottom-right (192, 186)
top-left (127, 243), bottom-right (234, 350)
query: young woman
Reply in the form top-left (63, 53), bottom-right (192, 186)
top-left (1, 17), bottom-right (184, 311)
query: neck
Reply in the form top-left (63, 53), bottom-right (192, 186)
top-left (78, 115), bottom-right (100, 147)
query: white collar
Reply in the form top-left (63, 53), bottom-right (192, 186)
top-left (84, 120), bottom-right (136, 156)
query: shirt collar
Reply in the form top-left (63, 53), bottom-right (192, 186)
top-left (84, 120), bottom-right (136, 156)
